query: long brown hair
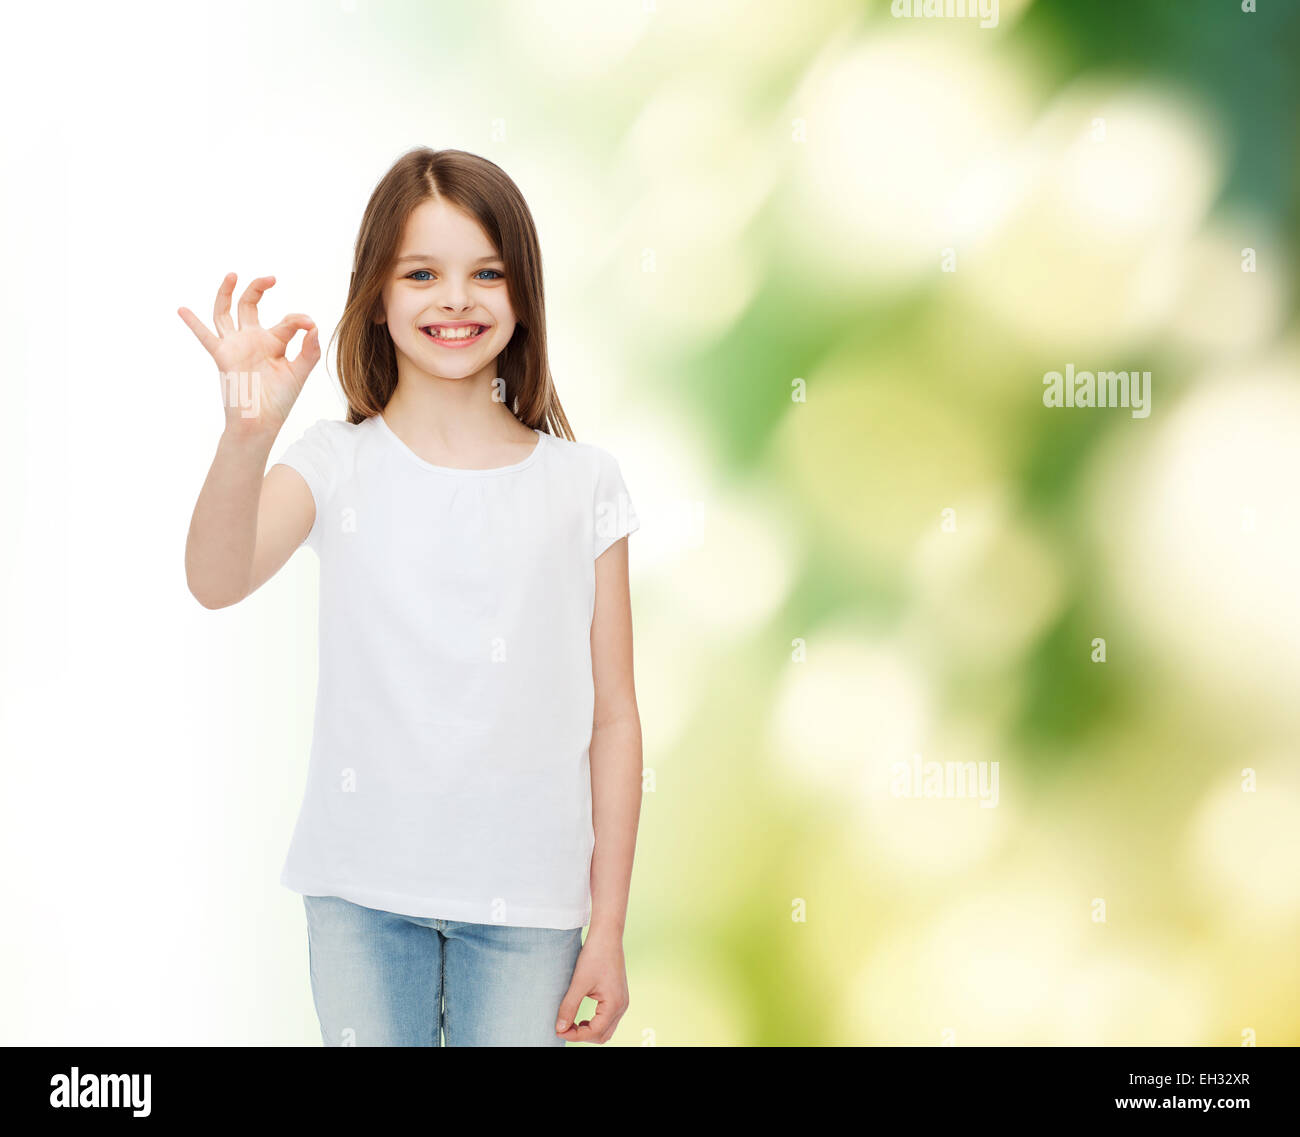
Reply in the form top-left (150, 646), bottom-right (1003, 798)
top-left (327, 147), bottom-right (575, 440)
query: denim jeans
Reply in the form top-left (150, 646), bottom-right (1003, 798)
top-left (302, 894), bottom-right (583, 1046)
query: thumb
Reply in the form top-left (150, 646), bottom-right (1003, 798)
top-left (555, 981), bottom-right (587, 1033)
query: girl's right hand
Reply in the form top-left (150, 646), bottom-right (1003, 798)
top-left (178, 273), bottom-right (321, 440)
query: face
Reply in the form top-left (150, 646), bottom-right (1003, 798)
top-left (377, 198), bottom-right (518, 384)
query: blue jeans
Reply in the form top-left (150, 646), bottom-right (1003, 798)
top-left (302, 894), bottom-right (583, 1046)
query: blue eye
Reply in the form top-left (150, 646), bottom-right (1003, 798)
top-left (405, 268), bottom-right (504, 282)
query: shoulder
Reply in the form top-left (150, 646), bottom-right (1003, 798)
top-left (275, 418), bottom-right (365, 499)
top-left (286, 416), bottom-right (364, 455)
top-left (541, 432), bottom-right (623, 483)
top-left (315, 417), bottom-right (365, 443)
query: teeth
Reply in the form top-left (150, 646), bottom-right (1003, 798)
top-left (427, 325), bottom-right (483, 340)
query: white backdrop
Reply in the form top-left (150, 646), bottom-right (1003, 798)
top-left (0, 0), bottom-right (662, 1044)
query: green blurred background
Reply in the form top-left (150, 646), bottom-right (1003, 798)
top-left (516, 0), bottom-right (1300, 1045)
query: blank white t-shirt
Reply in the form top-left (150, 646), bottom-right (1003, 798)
top-left (271, 412), bottom-right (639, 929)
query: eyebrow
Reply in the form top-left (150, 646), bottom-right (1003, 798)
top-left (394, 253), bottom-right (504, 265)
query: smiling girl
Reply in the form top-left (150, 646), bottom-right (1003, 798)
top-left (180, 148), bottom-right (642, 1047)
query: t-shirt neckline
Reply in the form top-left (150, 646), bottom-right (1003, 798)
top-left (373, 412), bottom-right (546, 476)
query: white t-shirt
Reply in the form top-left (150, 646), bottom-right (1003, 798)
top-left (271, 412), bottom-right (639, 929)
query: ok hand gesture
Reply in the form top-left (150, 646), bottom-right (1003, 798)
top-left (178, 273), bottom-right (320, 440)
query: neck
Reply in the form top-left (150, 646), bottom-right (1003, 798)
top-left (383, 369), bottom-right (530, 447)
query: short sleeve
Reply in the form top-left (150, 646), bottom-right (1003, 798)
top-left (272, 419), bottom-right (339, 550)
top-left (592, 446), bottom-right (640, 560)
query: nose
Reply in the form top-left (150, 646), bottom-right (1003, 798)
top-left (435, 281), bottom-right (473, 312)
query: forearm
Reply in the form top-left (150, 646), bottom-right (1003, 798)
top-left (587, 713), bottom-right (643, 940)
top-left (185, 429), bottom-right (276, 608)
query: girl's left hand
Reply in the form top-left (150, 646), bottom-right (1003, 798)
top-left (555, 930), bottom-right (629, 1044)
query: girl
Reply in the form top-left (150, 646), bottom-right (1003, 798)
top-left (180, 148), bottom-right (642, 1047)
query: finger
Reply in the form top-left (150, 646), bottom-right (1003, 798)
top-left (177, 306), bottom-right (219, 355)
top-left (600, 1009), bottom-right (627, 1044)
top-left (562, 1019), bottom-right (600, 1043)
top-left (288, 326), bottom-right (320, 387)
top-left (213, 272), bottom-right (237, 336)
top-left (555, 985), bottom-right (587, 1036)
top-left (236, 274), bottom-right (276, 331)
top-left (268, 313), bottom-right (315, 347)
top-left (564, 1003), bottom-right (614, 1044)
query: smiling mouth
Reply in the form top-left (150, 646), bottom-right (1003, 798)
top-left (421, 324), bottom-right (488, 344)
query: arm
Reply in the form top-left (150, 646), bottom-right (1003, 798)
top-left (588, 534), bottom-right (643, 939)
top-left (179, 272), bottom-right (320, 608)
top-left (554, 534), bottom-right (642, 1043)
top-left (185, 432), bottom-right (315, 609)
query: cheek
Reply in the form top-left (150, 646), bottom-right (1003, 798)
top-left (387, 293), bottom-right (422, 322)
